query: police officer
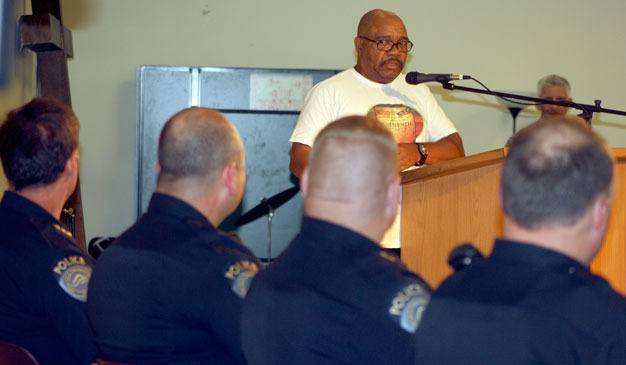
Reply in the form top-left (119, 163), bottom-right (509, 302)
top-left (0, 98), bottom-right (97, 364)
top-left (87, 107), bottom-right (260, 364)
top-left (414, 118), bottom-right (626, 364)
top-left (241, 116), bottom-right (431, 364)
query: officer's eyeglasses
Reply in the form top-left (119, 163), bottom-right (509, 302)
top-left (358, 36), bottom-right (413, 53)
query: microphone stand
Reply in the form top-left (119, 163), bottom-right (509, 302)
top-left (439, 82), bottom-right (626, 124)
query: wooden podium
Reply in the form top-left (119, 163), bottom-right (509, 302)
top-left (399, 148), bottom-right (626, 295)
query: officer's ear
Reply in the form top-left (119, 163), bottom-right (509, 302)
top-left (384, 175), bottom-right (400, 221)
top-left (63, 150), bottom-right (79, 181)
top-left (223, 161), bottom-right (239, 196)
top-left (591, 194), bottom-right (611, 238)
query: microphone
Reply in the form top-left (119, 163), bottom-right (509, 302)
top-left (88, 236), bottom-right (116, 259)
top-left (406, 71), bottom-right (470, 85)
top-left (447, 243), bottom-right (484, 272)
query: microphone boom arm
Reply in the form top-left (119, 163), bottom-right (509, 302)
top-left (438, 81), bottom-right (626, 122)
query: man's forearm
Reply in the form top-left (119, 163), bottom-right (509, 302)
top-left (289, 143), bottom-right (311, 178)
top-left (423, 132), bottom-right (465, 164)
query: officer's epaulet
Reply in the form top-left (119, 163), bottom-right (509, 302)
top-left (29, 217), bottom-right (85, 255)
top-left (378, 250), bottom-right (401, 264)
top-left (184, 218), bottom-right (260, 299)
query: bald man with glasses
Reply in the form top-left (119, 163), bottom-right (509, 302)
top-left (289, 8), bottom-right (465, 178)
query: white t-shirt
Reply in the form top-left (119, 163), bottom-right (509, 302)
top-left (290, 68), bottom-right (458, 146)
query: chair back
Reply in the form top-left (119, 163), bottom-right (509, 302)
top-left (0, 341), bottom-right (40, 365)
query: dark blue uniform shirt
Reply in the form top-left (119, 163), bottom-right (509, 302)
top-left (87, 193), bottom-right (260, 365)
top-left (414, 239), bottom-right (626, 364)
top-left (0, 191), bottom-right (97, 365)
top-left (241, 217), bottom-right (431, 365)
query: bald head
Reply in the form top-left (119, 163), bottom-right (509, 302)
top-left (354, 9), bottom-right (409, 84)
top-left (357, 9), bottom-right (404, 36)
top-left (305, 116), bottom-right (398, 228)
top-left (502, 117), bottom-right (613, 229)
top-left (157, 107), bottom-right (243, 188)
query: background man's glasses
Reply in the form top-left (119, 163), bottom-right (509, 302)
top-left (358, 36), bottom-right (413, 52)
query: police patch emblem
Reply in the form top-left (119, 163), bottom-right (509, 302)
top-left (224, 260), bottom-right (259, 299)
top-left (52, 255), bottom-right (92, 302)
top-left (389, 283), bottom-right (430, 333)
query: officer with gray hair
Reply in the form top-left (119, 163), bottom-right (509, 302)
top-left (414, 117), bottom-right (626, 364)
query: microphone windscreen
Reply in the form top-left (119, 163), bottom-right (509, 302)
top-left (405, 72), bottom-right (420, 85)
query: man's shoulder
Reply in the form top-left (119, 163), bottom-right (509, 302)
top-left (0, 216), bottom-right (43, 251)
top-left (307, 68), bottom-right (359, 94)
top-left (0, 220), bottom-right (93, 304)
top-left (568, 272), bottom-right (626, 323)
top-left (101, 219), bottom-right (257, 265)
top-left (0, 199), bottom-right (46, 241)
top-left (353, 249), bottom-right (424, 285)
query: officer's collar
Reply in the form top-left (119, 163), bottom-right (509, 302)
top-left (1, 191), bottom-right (58, 224)
top-left (300, 216), bottom-right (381, 254)
top-left (147, 192), bottom-right (213, 228)
top-left (491, 238), bottom-right (587, 270)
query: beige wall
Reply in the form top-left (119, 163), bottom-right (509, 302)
top-left (50, 0), bottom-right (626, 239)
top-left (0, 0), bottom-right (35, 191)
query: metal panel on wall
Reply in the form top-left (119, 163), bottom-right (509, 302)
top-left (136, 66), bottom-right (337, 258)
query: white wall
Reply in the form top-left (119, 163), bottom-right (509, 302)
top-left (58, 0), bottom-right (626, 240)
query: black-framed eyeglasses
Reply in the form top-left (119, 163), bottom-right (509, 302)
top-left (358, 36), bottom-right (413, 53)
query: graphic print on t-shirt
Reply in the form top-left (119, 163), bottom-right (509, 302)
top-left (367, 104), bottom-right (424, 143)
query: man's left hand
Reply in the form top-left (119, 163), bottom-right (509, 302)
top-left (397, 133), bottom-right (465, 172)
top-left (398, 143), bottom-right (420, 171)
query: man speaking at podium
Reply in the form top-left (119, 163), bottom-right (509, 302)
top-left (289, 8), bottom-right (465, 178)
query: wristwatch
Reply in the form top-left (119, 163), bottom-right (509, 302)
top-left (415, 143), bottom-right (428, 166)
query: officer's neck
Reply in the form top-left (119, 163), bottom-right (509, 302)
top-left (304, 201), bottom-right (387, 244)
top-left (503, 216), bottom-right (599, 266)
top-left (157, 183), bottom-right (230, 228)
top-left (15, 183), bottom-right (68, 220)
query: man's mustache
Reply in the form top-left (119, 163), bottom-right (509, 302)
top-left (381, 58), bottom-right (404, 66)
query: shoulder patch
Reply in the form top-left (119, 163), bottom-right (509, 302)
top-left (224, 260), bottom-right (259, 298)
top-left (389, 282), bottom-right (430, 334)
top-left (51, 255), bottom-right (92, 302)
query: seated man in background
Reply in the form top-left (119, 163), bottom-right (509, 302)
top-left (0, 98), bottom-right (97, 365)
top-left (536, 74), bottom-right (588, 124)
top-left (88, 107), bottom-right (260, 364)
top-left (414, 118), bottom-right (626, 364)
top-left (242, 116), bottom-right (431, 365)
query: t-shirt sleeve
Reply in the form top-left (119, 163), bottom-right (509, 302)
top-left (420, 85), bottom-right (458, 142)
top-left (289, 83), bottom-right (339, 147)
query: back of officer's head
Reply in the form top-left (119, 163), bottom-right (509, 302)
top-left (158, 107), bottom-right (244, 186)
top-left (502, 117), bottom-right (613, 230)
top-left (0, 97), bottom-right (79, 191)
top-left (303, 116), bottom-right (399, 234)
